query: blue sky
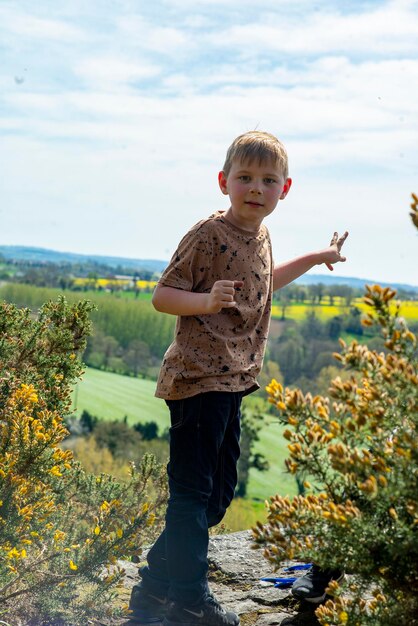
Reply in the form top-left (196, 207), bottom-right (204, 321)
top-left (1, 0), bottom-right (417, 284)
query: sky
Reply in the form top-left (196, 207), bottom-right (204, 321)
top-left (1, 0), bottom-right (417, 285)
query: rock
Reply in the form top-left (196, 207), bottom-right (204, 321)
top-left (112, 530), bottom-right (305, 626)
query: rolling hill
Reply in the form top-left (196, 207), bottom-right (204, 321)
top-left (1, 245), bottom-right (417, 292)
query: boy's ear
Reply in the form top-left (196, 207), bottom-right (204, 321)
top-left (218, 171), bottom-right (229, 195)
top-left (280, 177), bottom-right (292, 200)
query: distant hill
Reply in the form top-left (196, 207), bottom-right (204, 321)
top-left (0, 246), bottom-right (167, 274)
top-left (294, 273), bottom-right (418, 293)
top-left (1, 245), bottom-right (417, 293)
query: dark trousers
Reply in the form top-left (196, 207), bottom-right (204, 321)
top-left (141, 391), bottom-right (242, 605)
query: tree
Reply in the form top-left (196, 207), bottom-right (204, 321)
top-left (300, 311), bottom-right (324, 340)
top-left (344, 306), bottom-right (364, 336)
top-left (327, 315), bottom-right (344, 340)
top-left (123, 339), bottom-right (151, 376)
top-left (80, 409), bottom-right (99, 432)
top-left (254, 284), bottom-right (418, 626)
top-left (271, 335), bottom-right (304, 384)
top-left (134, 421), bottom-right (160, 440)
top-left (275, 285), bottom-right (293, 320)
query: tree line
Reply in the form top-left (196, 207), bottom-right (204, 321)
top-left (0, 283), bottom-right (175, 379)
top-left (1, 283), bottom-right (401, 390)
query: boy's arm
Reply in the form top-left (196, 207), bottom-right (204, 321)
top-left (273, 231), bottom-right (348, 292)
top-left (152, 280), bottom-right (244, 316)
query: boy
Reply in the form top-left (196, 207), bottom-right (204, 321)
top-left (129, 131), bottom-right (348, 626)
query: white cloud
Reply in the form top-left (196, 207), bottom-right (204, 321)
top-left (207, 4), bottom-right (418, 56)
top-left (117, 15), bottom-right (192, 56)
top-left (0, 5), bottom-right (86, 42)
top-left (74, 57), bottom-right (161, 89)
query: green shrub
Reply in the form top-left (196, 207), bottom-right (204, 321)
top-left (0, 297), bottom-right (167, 625)
top-left (253, 285), bottom-right (418, 626)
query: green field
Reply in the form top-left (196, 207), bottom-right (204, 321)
top-left (72, 368), bottom-right (170, 431)
top-left (73, 367), bottom-right (298, 500)
top-left (246, 414), bottom-right (299, 500)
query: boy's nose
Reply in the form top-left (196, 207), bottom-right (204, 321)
top-left (250, 183), bottom-right (262, 194)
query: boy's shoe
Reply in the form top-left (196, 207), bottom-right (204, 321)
top-left (163, 594), bottom-right (239, 626)
top-left (129, 583), bottom-right (168, 624)
top-left (291, 565), bottom-right (344, 604)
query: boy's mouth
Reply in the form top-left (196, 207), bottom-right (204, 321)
top-left (245, 201), bottom-right (263, 207)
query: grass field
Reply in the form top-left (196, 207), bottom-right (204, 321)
top-left (73, 367), bottom-right (298, 500)
top-left (72, 368), bottom-right (170, 431)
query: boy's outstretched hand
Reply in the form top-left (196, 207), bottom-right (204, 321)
top-left (322, 231), bottom-right (349, 271)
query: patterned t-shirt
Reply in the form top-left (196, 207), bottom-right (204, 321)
top-left (155, 211), bottom-right (273, 400)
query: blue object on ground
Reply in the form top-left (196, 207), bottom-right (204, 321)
top-left (283, 563), bottom-right (313, 572)
top-left (260, 564), bottom-right (313, 589)
top-left (273, 577), bottom-right (297, 588)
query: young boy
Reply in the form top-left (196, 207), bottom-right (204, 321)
top-left (129, 131), bottom-right (348, 626)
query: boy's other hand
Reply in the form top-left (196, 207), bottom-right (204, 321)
top-left (321, 231), bottom-right (349, 271)
top-left (207, 280), bottom-right (244, 313)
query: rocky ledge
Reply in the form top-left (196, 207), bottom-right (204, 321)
top-left (109, 530), bottom-right (320, 626)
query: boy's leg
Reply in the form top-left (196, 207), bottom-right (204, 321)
top-left (140, 391), bottom-right (241, 591)
top-left (206, 395), bottom-right (241, 528)
top-left (164, 391), bottom-right (241, 604)
top-left (134, 391), bottom-right (241, 625)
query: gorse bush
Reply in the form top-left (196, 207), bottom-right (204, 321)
top-left (253, 284), bottom-right (418, 626)
top-left (0, 297), bottom-right (167, 625)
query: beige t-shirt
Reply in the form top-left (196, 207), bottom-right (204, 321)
top-left (155, 211), bottom-right (273, 400)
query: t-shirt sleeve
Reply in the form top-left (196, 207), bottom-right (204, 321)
top-left (158, 223), bottom-right (211, 292)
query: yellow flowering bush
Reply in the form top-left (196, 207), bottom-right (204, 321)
top-left (0, 297), bottom-right (167, 625)
top-left (253, 284), bottom-right (418, 626)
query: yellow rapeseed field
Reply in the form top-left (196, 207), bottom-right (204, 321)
top-left (271, 297), bottom-right (418, 322)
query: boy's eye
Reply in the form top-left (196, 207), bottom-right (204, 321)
top-left (239, 175), bottom-right (251, 182)
top-left (264, 178), bottom-right (276, 184)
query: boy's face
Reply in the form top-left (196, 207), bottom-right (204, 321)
top-left (218, 158), bottom-right (291, 232)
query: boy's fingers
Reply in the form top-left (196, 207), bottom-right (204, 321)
top-left (325, 262), bottom-right (334, 271)
top-left (330, 230), bottom-right (349, 249)
top-left (330, 231), bottom-right (338, 245)
top-left (233, 280), bottom-right (244, 288)
top-left (338, 231), bottom-right (349, 248)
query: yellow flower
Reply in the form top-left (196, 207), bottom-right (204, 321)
top-left (7, 547), bottom-right (21, 559)
top-left (69, 560), bottom-right (78, 571)
top-left (54, 530), bottom-right (66, 543)
top-left (116, 528), bottom-right (123, 539)
top-left (339, 611), bottom-right (348, 624)
top-left (94, 525), bottom-right (101, 535)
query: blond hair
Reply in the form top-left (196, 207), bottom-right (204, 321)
top-left (222, 131), bottom-right (289, 179)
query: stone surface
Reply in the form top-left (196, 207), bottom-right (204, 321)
top-left (108, 530), bottom-right (307, 626)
